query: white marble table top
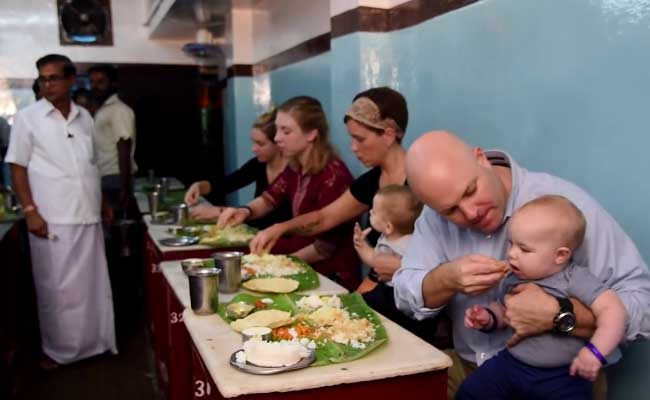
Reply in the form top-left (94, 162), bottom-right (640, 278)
top-left (183, 306), bottom-right (452, 398)
top-left (144, 215), bottom-right (215, 253)
top-left (161, 259), bottom-right (349, 308)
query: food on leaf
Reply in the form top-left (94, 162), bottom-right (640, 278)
top-left (243, 277), bottom-right (300, 293)
top-left (230, 309), bottom-right (293, 332)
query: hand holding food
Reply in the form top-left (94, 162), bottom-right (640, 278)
top-left (189, 204), bottom-right (223, 221)
top-left (451, 254), bottom-right (510, 295)
top-left (249, 224), bottom-right (285, 254)
top-left (184, 181), bottom-right (207, 205)
top-left (217, 207), bottom-right (249, 229)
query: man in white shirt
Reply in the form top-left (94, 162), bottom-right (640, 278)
top-left (5, 54), bottom-right (117, 368)
top-left (89, 65), bottom-right (137, 213)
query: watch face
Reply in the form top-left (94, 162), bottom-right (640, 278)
top-left (556, 312), bottom-right (577, 333)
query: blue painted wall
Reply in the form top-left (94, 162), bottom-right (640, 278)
top-left (222, 1), bottom-right (650, 396)
top-left (223, 52), bottom-right (334, 204)
top-left (223, 77), bottom-right (256, 205)
top-left (270, 51), bottom-right (333, 119)
top-left (376, 2), bottom-right (650, 396)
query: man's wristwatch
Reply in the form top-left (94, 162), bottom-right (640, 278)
top-left (553, 296), bottom-right (576, 334)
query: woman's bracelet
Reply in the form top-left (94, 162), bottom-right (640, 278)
top-left (479, 307), bottom-right (498, 333)
top-left (585, 341), bottom-right (608, 365)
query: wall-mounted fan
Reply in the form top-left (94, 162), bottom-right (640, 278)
top-left (58, 0), bottom-right (113, 46)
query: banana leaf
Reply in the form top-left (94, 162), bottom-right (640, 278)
top-left (242, 255), bottom-right (319, 292)
top-left (181, 256), bottom-right (318, 292)
top-left (169, 223), bottom-right (257, 248)
top-left (218, 292), bottom-right (388, 366)
top-left (199, 224), bottom-right (258, 248)
top-left (160, 190), bottom-right (186, 207)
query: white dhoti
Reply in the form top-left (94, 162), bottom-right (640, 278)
top-left (29, 223), bottom-right (117, 364)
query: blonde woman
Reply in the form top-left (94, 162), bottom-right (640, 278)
top-left (185, 109), bottom-right (290, 228)
top-left (218, 96), bottom-right (360, 290)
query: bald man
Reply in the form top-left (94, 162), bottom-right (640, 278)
top-left (393, 131), bottom-right (650, 399)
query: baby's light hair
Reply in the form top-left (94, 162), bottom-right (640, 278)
top-left (516, 195), bottom-right (586, 251)
top-left (375, 185), bottom-right (423, 235)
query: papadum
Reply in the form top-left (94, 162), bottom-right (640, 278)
top-left (242, 277), bottom-right (300, 293)
top-left (230, 309), bottom-right (293, 332)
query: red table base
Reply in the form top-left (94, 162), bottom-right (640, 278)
top-left (143, 233), bottom-right (247, 400)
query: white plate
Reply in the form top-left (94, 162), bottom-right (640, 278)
top-left (159, 236), bottom-right (200, 247)
top-left (229, 349), bottom-right (315, 375)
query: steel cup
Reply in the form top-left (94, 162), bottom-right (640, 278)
top-left (8, 193), bottom-right (16, 212)
top-left (154, 183), bottom-right (165, 202)
top-left (159, 177), bottom-right (169, 198)
top-left (172, 203), bottom-right (189, 225)
top-left (212, 251), bottom-right (243, 293)
top-left (147, 191), bottom-right (160, 217)
top-left (185, 266), bottom-right (221, 315)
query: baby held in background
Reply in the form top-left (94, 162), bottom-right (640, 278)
top-left (354, 184), bottom-right (422, 289)
top-left (458, 195), bottom-right (627, 400)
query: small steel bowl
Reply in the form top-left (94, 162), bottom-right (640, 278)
top-left (181, 258), bottom-right (207, 273)
top-left (226, 301), bottom-right (255, 319)
top-left (241, 326), bottom-right (272, 342)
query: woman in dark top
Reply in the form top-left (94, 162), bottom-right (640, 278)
top-left (185, 109), bottom-right (290, 228)
top-left (249, 87), bottom-right (450, 347)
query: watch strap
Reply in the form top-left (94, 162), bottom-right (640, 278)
top-left (555, 296), bottom-right (573, 313)
top-left (553, 296), bottom-right (575, 334)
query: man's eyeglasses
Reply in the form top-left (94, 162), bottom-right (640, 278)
top-left (38, 75), bottom-right (67, 85)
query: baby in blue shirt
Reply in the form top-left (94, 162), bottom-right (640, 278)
top-left (459, 195), bottom-right (627, 400)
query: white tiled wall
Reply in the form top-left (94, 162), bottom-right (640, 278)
top-left (228, 0), bottom-right (412, 65)
top-left (248, 0), bottom-right (330, 62)
top-left (0, 0), bottom-right (193, 80)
